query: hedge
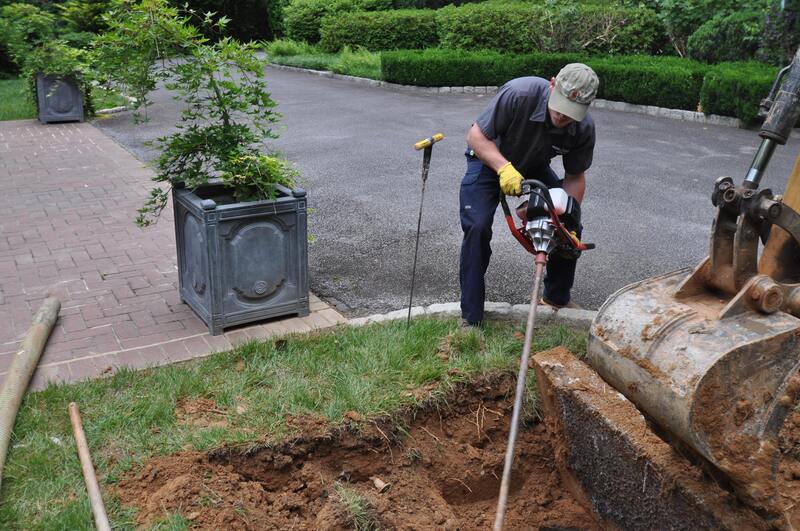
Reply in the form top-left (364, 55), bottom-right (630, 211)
top-left (381, 49), bottom-right (780, 122)
top-left (700, 62), bottom-right (778, 124)
top-left (284, 0), bottom-right (391, 44)
top-left (436, 2), bottom-right (666, 56)
top-left (320, 10), bottom-right (438, 52)
top-left (320, 1), bottom-right (667, 55)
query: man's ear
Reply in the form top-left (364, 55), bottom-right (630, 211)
top-left (550, 77), bottom-right (555, 88)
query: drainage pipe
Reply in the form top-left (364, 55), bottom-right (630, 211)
top-left (0, 297), bottom-right (60, 492)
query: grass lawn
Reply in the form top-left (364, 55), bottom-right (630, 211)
top-left (0, 317), bottom-right (586, 529)
top-left (0, 78), bottom-right (127, 122)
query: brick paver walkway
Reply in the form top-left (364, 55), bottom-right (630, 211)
top-left (0, 120), bottom-right (346, 390)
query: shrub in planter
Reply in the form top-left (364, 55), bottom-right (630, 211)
top-left (23, 40), bottom-right (93, 122)
top-left (320, 10), bottom-right (438, 52)
top-left (687, 11), bottom-right (764, 64)
top-left (92, 0), bottom-right (200, 120)
top-left (136, 35), bottom-right (309, 334)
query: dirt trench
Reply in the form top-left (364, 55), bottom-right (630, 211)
top-left (116, 371), bottom-right (601, 530)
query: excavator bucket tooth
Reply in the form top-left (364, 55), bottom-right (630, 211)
top-left (587, 268), bottom-right (800, 511)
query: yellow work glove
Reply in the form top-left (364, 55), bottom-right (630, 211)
top-left (498, 162), bottom-right (523, 196)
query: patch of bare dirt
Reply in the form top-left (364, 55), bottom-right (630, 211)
top-left (175, 398), bottom-right (228, 429)
top-left (116, 373), bottom-right (601, 530)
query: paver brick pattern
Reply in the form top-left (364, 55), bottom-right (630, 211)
top-left (0, 120), bottom-right (346, 390)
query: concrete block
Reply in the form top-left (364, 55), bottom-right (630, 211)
top-left (511, 303), bottom-right (555, 323)
top-left (553, 307), bottom-right (595, 329)
top-left (438, 86), bottom-right (451, 93)
top-left (348, 317), bottom-right (370, 327)
top-left (532, 349), bottom-right (768, 531)
top-left (483, 301), bottom-right (512, 319)
top-left (425, 302), bottom-right (460, 317)
top-left (381, 307), bottom-right (425, 321)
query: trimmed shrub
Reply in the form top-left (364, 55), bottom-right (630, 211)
top-left (283, 0), bottom-right (390, 43)
top-left (700, 62), bottom-right (778, 124)
top-left (381, 49), bottom-right (704, 110)
top-left (320, 10), bottom-right (437, 52)
top-left (687, 11), bottom-right (764, 64)
top-left (437, 2), bottom-right (666, 56)
top-left (586, 55), bottom-right (706, 110)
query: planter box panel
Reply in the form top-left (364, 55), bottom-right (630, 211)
top-left (220, 215), bottom-right (297, 314)
top-left (36, 74), bottom-right (84, 124)
top-left (174, 184), bottom-right (309, 335)
top-left (176, 208), bottom-right (212, 316)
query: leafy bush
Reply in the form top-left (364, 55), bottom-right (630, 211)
top-left (700, 61), bottom-right (778, 124)
top-left (265, 38), bottom-right (318, 56)
top-left (56, 0), bottom-right (113, 33)
top-left (93, 0), bottom-right (200, 119)
top-left (656, 0), bottom-right (766, 57)
top-left (329, 45), bottom-right (381, 78)
top-left (687, 11), bottom-right (764, 63)
top-left (436, 2), bottom-right (665, 56)
top-left (0, 3), bottom-right (56, 66)
top-left (283, 0), bottom-right (389, 43)
top-left (759, 0), bottom-right (800, 65)
top-left (320, 9), bottom-right (438, 52)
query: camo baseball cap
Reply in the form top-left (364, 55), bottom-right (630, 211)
top-left (547, 63), bottom-right (599, 122)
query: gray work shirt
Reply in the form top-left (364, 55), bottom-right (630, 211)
top-left (474, 76), bottom-right (595, 178)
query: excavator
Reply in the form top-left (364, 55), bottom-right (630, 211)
top-left (588, 47), bottom-right (800, 523)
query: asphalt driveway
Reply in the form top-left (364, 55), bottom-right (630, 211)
top-left (93, 66), bottom-right (799, 315)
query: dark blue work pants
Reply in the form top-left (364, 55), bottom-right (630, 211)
top-left (459, 154), bottom-right (580, 324)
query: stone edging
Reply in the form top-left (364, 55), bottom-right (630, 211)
top-left (348, 301), bottom-right (597, 329)
top-left (268, 63), bottom-right (743, 129)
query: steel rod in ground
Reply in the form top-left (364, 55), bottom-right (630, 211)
top-left (407, 148), bottom-right (431, 328)
top-left (69, 402), bottom-right (111, 531)
top-left (493, 255), bottom-right (547, 530)
top-left (0, 297), bottom-right (60, 492)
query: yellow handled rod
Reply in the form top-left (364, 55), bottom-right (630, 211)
top-left (414, 133), bottom-right (444, 151)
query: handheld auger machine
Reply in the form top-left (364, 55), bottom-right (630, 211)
top-left (587, 47), bottom-right (800, 523)
top-left (493, 179), bottom-right (595, 530)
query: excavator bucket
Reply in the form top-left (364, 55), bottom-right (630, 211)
top-left (588, 267), bottom-right (800, 509)
top-left (587, 50), bottom-right (800, 519)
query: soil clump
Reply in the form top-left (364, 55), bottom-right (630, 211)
top-left (116, 372), bottom-right (601, 530)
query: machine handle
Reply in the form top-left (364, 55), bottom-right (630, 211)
top-left (414, 133), bottom-right (444, 150)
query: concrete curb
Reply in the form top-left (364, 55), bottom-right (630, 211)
top-left (268, 63), bottom-right (745, 129)
top-left (348, 301), bottom-right (597, 329)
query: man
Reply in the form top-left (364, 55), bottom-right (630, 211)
top-left (459, 63), bottom-right (599, 327)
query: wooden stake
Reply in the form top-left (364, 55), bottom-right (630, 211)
top-left (69, 403), bottom-right (111, 531)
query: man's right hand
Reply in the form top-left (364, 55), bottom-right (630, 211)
top-left (498, 162), bottom-right (523, 196)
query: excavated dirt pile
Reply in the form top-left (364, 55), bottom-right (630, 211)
top-left (116, 371), bottom-right (601, 530)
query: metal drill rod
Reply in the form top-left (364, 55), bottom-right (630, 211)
top-left (493, 252), bottom-right (548, 531)
top-left (407, 145), bottom-right (432, 328)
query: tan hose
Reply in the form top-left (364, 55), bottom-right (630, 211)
top-left (0, 297), bottom-right (60, 492)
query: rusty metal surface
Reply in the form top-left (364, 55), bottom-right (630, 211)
top-left (533, 348), bottom-right (769, 531)
top-left (588, 269), bottom-right (800, 511)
